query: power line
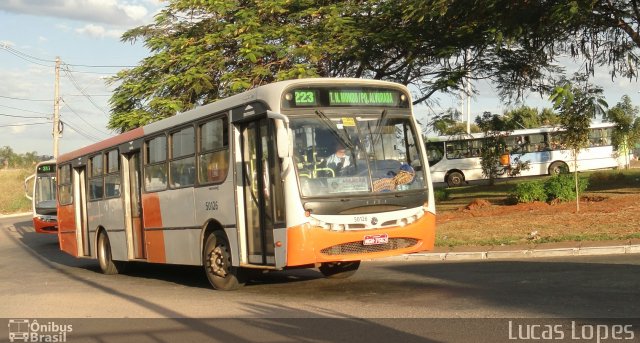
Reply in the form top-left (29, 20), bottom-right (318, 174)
top-left (0, 112), bottom-right (49, 119)
top-left (0, 122), bottom-right (50, 128)
top-left (0, 105), bottom-right (50, 116)
top-left (61, 65), bottom-right (109, 116)
top-left (0, 95), bottom-right (52, 102)
top-left (1, 44), bottom-right (136, 69)
top-left (61, 120), bottom-right (102, 142)
top-left (60, 98), bottom-right (112, 137)
top-left (0, 45), bottom-right (55, 67)
top-left (65, 63), bottom-right (136, 68)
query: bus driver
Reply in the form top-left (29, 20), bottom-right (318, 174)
top-left (326, 143), bottom-right (351, 174)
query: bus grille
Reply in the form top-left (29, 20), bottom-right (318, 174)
top-left (320, 238), bottom-right (419, 256)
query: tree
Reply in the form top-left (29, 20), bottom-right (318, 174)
top-left (605, 95), bottom-right (640, 169)
top-left (107, 1), bottom-right (640, 133)
top-left (474, 111), bottom-right (530, 185)
top-left (108, 1), bottom-right (574, 132)
top-left (549, 75), bottom-right (607, 212)
top-left (428, 108), bottom-right (480, 136)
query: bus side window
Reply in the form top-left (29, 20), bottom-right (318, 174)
top-left (198, 117), bottom-right (229, 184)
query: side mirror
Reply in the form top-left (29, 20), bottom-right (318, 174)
top-left (276, 126), bottom-right (291, 158)
top-left (267, 111), bottom-right (292, 159)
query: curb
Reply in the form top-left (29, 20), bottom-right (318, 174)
top-left (375, 245), bottom-right (640, 262)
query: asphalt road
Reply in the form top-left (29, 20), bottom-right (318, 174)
top-left (1, 214), bottom-right (639, 342)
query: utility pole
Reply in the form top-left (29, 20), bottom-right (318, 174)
top-left (53, 56), bottom-right (60, 158)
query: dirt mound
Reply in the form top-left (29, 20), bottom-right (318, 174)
top-left (581, 195), bottom-right (608, 202)
top-left (464, 199), bottom-right (492, 211)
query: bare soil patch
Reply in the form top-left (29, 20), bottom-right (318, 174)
top-left (435, 175), bottom-right (640, 246)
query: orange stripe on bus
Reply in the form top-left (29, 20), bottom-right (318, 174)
top-left (57, 205), bottom-right (77, 257)
top-left (141, 193), bottom-right (165, 263)
top-left (144, 230), bottom-right (166, 263)
top-left (286, 212), bottom-right (436, 266)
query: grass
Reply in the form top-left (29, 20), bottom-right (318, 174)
top-left (434, 168), bottom-right (640, 247)
top-left (0, 169), bottom-right (32, 214)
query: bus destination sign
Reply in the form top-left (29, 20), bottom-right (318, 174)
top-left (329, 90), bottom-right (395, 106)
top-left (37, 164), bottom-right (54, 173)
top-left (286, 87), bottom-right (408, 109)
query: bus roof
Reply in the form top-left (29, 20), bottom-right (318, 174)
top-left (57, 78), bottom-right (409, 164)
top-left (426, 122), bottom-right (617, 142)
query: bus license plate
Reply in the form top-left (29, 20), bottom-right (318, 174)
top-left (363, 233), bottom-right (389, 246)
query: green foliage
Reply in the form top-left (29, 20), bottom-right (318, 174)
top-left (544, 173), bottom-right (589, 202)
top-left (0, 146), bottom-right (43, 169)
top-left (510, 180), bottom-right (547, 203)
top-left (605, 95), bottom-right (640, 168)
top-left (429, 108), bottom-right (481, 135)
top-left (510, 174), bottom-right (588, 204)
top-left (434, 188), bottom-right (451, 202)
top-left (107, 0), bottom-right (589, 132)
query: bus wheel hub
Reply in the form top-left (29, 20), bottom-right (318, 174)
top-left (208, 247), bottom-right (227, 278)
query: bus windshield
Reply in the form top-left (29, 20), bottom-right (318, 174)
top-left (35, 173), bottom-right (57, 215)
top-left (290, 114), bottom-right (425, 197)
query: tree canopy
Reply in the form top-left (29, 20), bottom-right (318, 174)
top-left (108, 0), bottom-right (640, 132)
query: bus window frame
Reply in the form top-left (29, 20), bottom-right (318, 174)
top-left (144, 134), bottom-right (169, 193)
top-left (104, 148), bottom-right (121, 199)
top-left (88, 153), bottom-right (104, 201)
top-left (57, 163), bottom-right (73, 206)
top-left (169, 125), bottom-right (196, 189)
top-left (196, 115), bottom-right (230, 186)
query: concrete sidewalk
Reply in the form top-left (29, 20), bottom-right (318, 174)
top-left (380, 239), bottom-right (640, 262)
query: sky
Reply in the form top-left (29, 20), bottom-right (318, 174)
top-left (1, 0), bottom-right (639, 156)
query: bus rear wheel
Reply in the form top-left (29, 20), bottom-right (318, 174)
top-left (97, 231), bottom-right (126, 275)
top-left (548, 161), bottom-right (568, 175)
top-left (319, 261), bottom-right (360, 279)
top-left (446, 171), bottom-right (464, 187)
top-left (203, 232), bottom-right (246, 291)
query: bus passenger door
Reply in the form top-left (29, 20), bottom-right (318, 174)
top-left (240, 118), bottom-right (286, 266)
top-left (123, 152), bottom-right (145, 259)
top-left (73, 167), bottom-right (90, 257)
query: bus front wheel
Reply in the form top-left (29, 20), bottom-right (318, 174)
top-left (446, 171), bottom-right (464, 187)
top-left (97, 231), bottom-right (126, 275)
top-left (319, 261), bottom-right (360, 279)
top-left (203, 232), bottom-right (246, 291)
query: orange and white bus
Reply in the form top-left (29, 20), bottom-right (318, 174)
top-left (24, 160), bottom-right (58, 233)
top-left (56, 78), bottom-right (436, 290)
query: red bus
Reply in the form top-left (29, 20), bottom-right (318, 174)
top-left (55, 78), bottom-right (436, 290)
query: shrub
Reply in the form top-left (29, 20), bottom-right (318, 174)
top-left (434, 188), bottom-right (450, 202)
top-left (544, 173), bottom-right (589, 202)
top-left (510, 180), bottom-right (547, 203)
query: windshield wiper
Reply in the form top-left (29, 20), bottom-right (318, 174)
top-left (314, 110), bottom-right (356, 151)
top-left (371, 109), bottom-right (388, 147)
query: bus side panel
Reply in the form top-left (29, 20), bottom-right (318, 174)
top-left (88, 198), bottom-right (127, 261)
top-left (57, 205), bottom-right (78, 257)
top-left (141, 193), bottom-right (166, 263)
top-left (286, 212), bottom-right (436, 266)
top-left (157, 188), bottom-right (198, 265)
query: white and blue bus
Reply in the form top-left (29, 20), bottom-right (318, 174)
top-left (427, 123), bottom-right (627, 187)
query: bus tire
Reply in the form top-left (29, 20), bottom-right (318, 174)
top-left (203, 231), bottom-right (246, 291)
top-left (97, 231), bottom-right (126, 275)
top-left (446, 171), bottom-right (464, 187)
top-left (319, 261), bottom-right (360, 279)
top-left (548, 161), bottom-right (568, 175)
